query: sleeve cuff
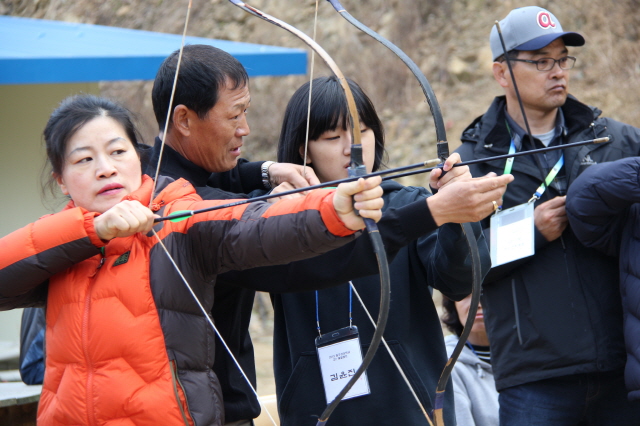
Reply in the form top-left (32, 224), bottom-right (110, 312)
top-left (319, 191), bottom-right (358, 237)
top-left (239, 161), bottom-right (266, 191)
top-left (83, 211), bottom-right (109, 248)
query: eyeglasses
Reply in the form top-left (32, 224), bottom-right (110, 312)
top-left (509, 56), bottom-right (577, 71)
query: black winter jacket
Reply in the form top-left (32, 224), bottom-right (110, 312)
top-left (456, 95), bottom-right (640, 391)
top-left (567, 157), bottom-right (640, 400)
top-left (145, 140), bottom-right (441, 422)
top-left (271, 182), bottom-right (490, 426)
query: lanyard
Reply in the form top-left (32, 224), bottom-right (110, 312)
top-left (503, 139), bottom-right (517, 175)
top-left (529, 154), bottom-right (564, 203)
top-left (503, 132), bottom-right (565, 204)
top-left (315, 282), bottom-right (353, 336)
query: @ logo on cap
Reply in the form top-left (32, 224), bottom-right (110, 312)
top-left (537, 11), bottom-right (557, 29)
top-left (490, 6), bottom-right (585, 61)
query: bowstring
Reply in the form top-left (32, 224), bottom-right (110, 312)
top-left (349, 282), bottom-right (435, 426)
top-left (149, 0), bottom-right (192, 205)
top-left (302, 0), bottom-right (320, 179)
top-left (149, 1), bottom-right (277, 424)
top-left (152, 230), bottom-right (278, 426)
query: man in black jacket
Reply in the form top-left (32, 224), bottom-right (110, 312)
top-left (455, 6), bottom-right (640, 425)
top-left (149, 44), bottom-right (509, 426)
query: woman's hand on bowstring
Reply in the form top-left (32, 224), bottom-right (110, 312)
top-left (94, 200), bottom-right (158, 241)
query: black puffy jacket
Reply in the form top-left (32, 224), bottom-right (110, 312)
top-left (567, 157), bottom-right (640, 400)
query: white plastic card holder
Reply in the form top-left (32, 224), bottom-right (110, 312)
top-left (490, 202), bottom-right (535, 267)
top-left (316, 327), bottom-right (370, 404)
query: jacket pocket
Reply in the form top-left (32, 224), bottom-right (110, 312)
top-left (170, 360), bottom-right (195, 426)
top-left (278, 353), bottom-right (328, 426)
top-left (483, 275), bottom-right (531, 349)
top-left (384, 341), bottom-right (434, 413)
top-left (511, 278), bottom-right (524, 346)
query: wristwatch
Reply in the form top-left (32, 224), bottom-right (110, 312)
top-left (261, 161), bottom-right (276, 189)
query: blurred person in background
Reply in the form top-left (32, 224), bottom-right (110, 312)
top-left (442, 294), bottom-right (498, 426)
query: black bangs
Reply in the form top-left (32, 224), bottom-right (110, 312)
top-left (277, 76), bottom-right (387, 171)
top-left (306, 79), bottom-right (350, 142)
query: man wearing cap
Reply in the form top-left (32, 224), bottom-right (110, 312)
top-left (456, 6), bottom-right (640, 425)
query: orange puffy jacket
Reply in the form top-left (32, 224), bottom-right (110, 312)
top-left (0, 175), bottom-right (357, 426)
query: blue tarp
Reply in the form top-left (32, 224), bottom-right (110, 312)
top-left (0, 16), bottom-right (307, 84)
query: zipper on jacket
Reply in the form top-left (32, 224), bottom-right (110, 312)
top-left (83, 249), bottom-right (105, 426)
top-left (170, 360), bottom-right (194, 426)
top-left (88, 248), bottom-right (105, 278)
top-left (560, 235), bottom-right (573, 293)
top-left (589, 122), bottom-right (599, 139)
top-left (560, 234), bottom-right (575, 309)
top-left (511, 278), bottom-right (524, 346)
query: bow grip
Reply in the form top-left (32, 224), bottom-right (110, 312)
top-left (348, 144), bottom-right (368, 216)
top-left (436, 140), bottom-right (450, 178)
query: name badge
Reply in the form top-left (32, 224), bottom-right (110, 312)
top-left (315, 326), bottom-right (370, 404)
top-left (490, 202), bottom-right (535, 267)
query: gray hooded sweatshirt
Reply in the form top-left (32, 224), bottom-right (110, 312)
top-left (445, 334), bottom-right (499, 426)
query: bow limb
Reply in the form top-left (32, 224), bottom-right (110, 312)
top-left (494, 21), bottom-right (533, 138)
top-left (225, 2), bottom-right (391, 425)
top-left (325, 0), bottom-right (448, 160)
top-left (227, 0), bottom-right (362, 145)
top-left (325, 2), bottom-right (483, 425)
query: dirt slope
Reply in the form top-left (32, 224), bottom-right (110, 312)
top-left (4, 0), bottom-right (640, 185)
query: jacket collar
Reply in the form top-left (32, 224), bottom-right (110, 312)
top-left (146, 137), bottom-right (212, 188)
top-left (462, 94), bottom-right (600, 151)
top-left (63, 175), bottom-right (195, 213)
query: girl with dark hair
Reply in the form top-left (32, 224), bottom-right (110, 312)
top-left (271, 77), bottom-right (510, 425)
top-left (0, 94), bottom-right (385, 426)
top-left (277, 76), bottom-right (386, 174)
top-left (442, 294), bottom-right (499, 425)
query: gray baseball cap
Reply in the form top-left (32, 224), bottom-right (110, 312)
top-left (490, 6), bottom-right (585, 61)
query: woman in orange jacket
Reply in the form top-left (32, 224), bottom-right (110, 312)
top-left (0, 94), bottom-right (383, 426)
